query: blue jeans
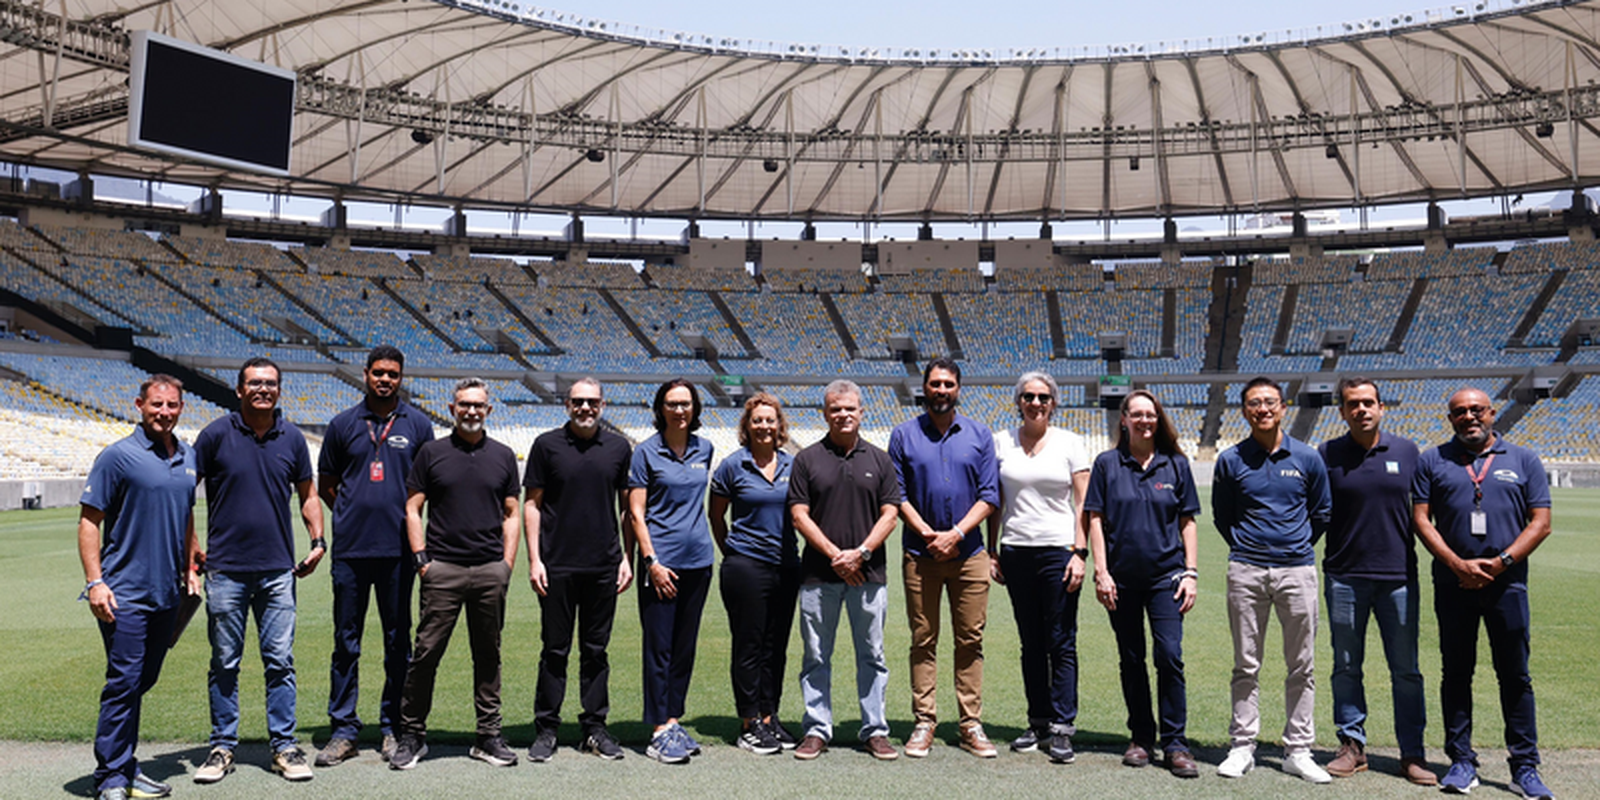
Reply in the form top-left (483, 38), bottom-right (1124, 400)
top-left (1326, 574), bottom-right (1426, 758)
top-left (95, 605), bottom-right (178, 791)
top-left (328, 557), bottom-right (413, 740)
top-left (206, 569), bottom-right (298, 752)
top-left (798, 581), bottom-right (889, 742)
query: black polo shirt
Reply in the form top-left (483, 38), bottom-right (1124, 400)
top-left (407, 432), bottom-right (520, 566)
top-left (1319, 431), bottom-right (1420, 581)
top-left (524, 423), bottom-right (631, 575)
top-left (788, 435), bottom-right (902, 585)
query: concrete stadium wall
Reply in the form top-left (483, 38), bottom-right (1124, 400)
top-left (0, 478), bottom-right (82, 510)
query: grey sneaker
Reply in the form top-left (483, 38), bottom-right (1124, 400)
top-left (97, 787), bottom-right (129, 800)
top-left (470, 735), bottom-right (518, 767)
top-left (272, 746), bottom-right (314, 781)
top-left (129, 772), bottom-right (172, 798)
top-left (192, 747), bottom-right (234, 784)
top-left (581, 728), bottom-right (624, 760)
top-left (527, 728), bottom-right (558, 762)
top-left (314, 736), bottom-right (358, 767)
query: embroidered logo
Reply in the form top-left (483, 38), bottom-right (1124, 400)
top-left (1492, 468), bottom-right (1521, 483)
top-left (1278, 469), bottom-right (1303, 478)
top-left (387, 435), bottom-right (411, 448)
top-left (1386, 461), bottom-right (1400, 474)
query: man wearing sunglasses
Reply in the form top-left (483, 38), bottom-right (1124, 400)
top-left (521, 378), bottom-right (634, 763)
top-left (1412, 388), bottom-right (1553, 799)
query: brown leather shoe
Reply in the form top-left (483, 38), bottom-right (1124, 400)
top-left (1400, 757), bottom-right (1438, 786)
top-left (865, 735), bottom-right (900, 761)
top-left (959, 723), bottom-right (998, 758)
top-left (1122, 741), bottom-right (1152, 768)
top-left (1166, 749), bottom-right (1200, 779)
top-left (903, 722), bottom-right (935, 758)
top-left (1326, 740), bottom-right (1368, 777)
top-left (793, 735), bottom-right (827, 761)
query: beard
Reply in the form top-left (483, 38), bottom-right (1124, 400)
top-left (456, 419), bottom-right (484, 434)
top-left (926, 396), bottom-right (959, 415)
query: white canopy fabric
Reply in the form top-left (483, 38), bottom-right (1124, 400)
top-left (3, 0), bottom-right (1600, 221)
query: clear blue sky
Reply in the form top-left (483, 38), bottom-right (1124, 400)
top-left (553, 0), bottom-right (1450, 51)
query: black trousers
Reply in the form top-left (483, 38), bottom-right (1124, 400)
top-left (535, 569), bottom-right (618, 733)
top-left (719, 552), bottom-right (800, 720)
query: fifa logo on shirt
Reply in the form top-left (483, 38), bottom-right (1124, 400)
top-left (1278, 469), bottom-right (1303, 478)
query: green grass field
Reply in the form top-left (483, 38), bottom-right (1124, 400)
top-left (2, 489), bottom-right (1597, 798)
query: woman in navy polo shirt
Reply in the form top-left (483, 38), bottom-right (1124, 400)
top-left (628, 379), bottom-right (716, 764)
top-left (1084, 389), bottom-right (1201, 779)
top-left (709, 392), bottom-right (799, 756)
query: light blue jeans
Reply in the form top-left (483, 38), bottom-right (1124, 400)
top-left (206, 569), bottom-right (299, 752)
top-left (1326, 574), bottom-right (1427, 759)
top-left (798, 581), bottom-right (889, 742)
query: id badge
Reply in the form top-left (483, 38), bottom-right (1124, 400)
top-left (370, 461), bottom-right (385, 482)
top-left (1470, 510), bottom-right (1487, 537)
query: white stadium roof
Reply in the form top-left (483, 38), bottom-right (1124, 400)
top-left (3, 0), bottom-right (1600, 221)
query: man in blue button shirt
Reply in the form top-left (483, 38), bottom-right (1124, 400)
top-left (1413, 388), bottom-right (1554, 799)
top-left (1317, 378), bottom-right (1433, 786)
top-left (888, 358), bottom-right (1000, 759)
top-left (193, 357), bottom-right (324, 784)
top-left (1213, 377), bottom-right (1331, 784)
top-left (315, 346), bottom-right (434, 766)
top-left (78, 374), bottom-right (199, 800)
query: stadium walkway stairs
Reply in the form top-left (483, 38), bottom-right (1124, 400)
top-left (257, 271), bottom-right (361, 349)
top-left (1202, 262), bottom-right (1251, 373)
top-left (597, 287), bottom-right (663, 358)
top-left (707, 291), bottom-right (762, 359)
top-left (1269, 284), bottom-right (1298, 356)
top-left (1386, 278), bottom-right (1428, 351)
top-left (375, 278), bottom-right (468, 352)
top-left (1160, 289), bottom-right (1177, 358)
top-left (930, 293), bottom-right (964, 360)
top-left (142, 263), bottom-right (260, 345)
top-left (484, 281), bottom-right (564, 356)
top-left (1045, 291), bottom-right (1069, 359)
top-left (817, 293), bottom-right (861, 359)
top-left (1507, 270), bottom-right (1567, 348)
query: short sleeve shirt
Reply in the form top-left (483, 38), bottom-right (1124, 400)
top-left (1211, 434), bottom-right (1331, 568)
top-left (1083, 445), bottom-right (1201, 590)
top-left (318, 400), bottom-right (434, 559)
top-left (524, 424), bottom-right (631, 574)
top-left (406, 432), bottom-right (520, 566)
top-left (888, 412), bottom-right (1000, 559)
top-left (628, 433), bottom-right (715, 571)
top-left (80, 425), bottom-right (197, 610)
top-left (710, 447), bottom-right (797, 566)
top-left (994, 426), bottom-right (1092, 548)
top-left (789, 435), bottom-right (903, 584)
top-left (194, 411), bottom-right (314, 573)
top-left (1413, 436), bottom-right (1549, 581)
top-left (1320, 432), bottom-right (1420, 581)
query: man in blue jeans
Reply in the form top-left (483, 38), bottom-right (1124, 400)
top-left (1317, 378), bottom-right (1433, 785)
top-left (193, 357), bottom-right (325, 784)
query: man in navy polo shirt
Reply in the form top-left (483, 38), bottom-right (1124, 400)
top-left (193, 357), bottom-right (324, 784)
top-left (1413, 388), bottom-right (1554, 799)
top-left (1317, 378), bottom-right (1433, 785)
top-left (888, 357), bottom-right (1000, 759)
top-left (389, 378), bottom-right (522, 772)
top-left (315, 345), bottom-right (434, 766)
top-left (79, 374), bottom-right (199, 800)
top-left (1212, 377), bottom-right (1331, 784)
top-left (523, 377), bottom-right (633, 762)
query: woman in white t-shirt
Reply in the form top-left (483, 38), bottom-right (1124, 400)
top-left (985, 370), bottom-right (1091, 764)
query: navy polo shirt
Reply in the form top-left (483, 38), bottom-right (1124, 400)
top-left (1082, 445), bottom-right (1201, 590)
top-left (789, 435), bottom-right (903, 585)
top-left (710, 447), bottom-right (797, 566)
top-left (195, 411), bottom-right (314, 573)
top-left (628, 433), bottom-right (715, 571)
top-left (524, 423), bottom-right (632, 575)
top-left (888, 412), bottom-right (1000, 559)
top-left (1212, 434), bottom-right (1331, 568)
top-left (407, 432), bottom-right (521, 566)
top-left (1320, 431), bottom-right (1420, 581)
top-left (1413, 435), bottom-right (1549, 582)
top-left (319, 399), bottom-right (434, 559)
top-left (80, 425), bottom-right (197, 610)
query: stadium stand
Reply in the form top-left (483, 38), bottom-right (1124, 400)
top-left (31, 224), bottom-right (172, 261)
top-left (647, 263), bottom-right (757, 292)
top-left (161, 236), bottom-right (301, 271)
top-left (611, 289), bottom-right (749, 359)
top-left (876, 267), bottom-right (986, 294)
top-left (992, 263), bottom-right (1104, 293)
top-left (759, 266), bottom-right (870, 293)
top-left (411, 254), bottom-right (535, 284)
top-left (945, 292), bottom-right (1054, 375)
top-left (536, 260), bottom-right (645, 288)
top-left (292, 246), bottom-right (417, 278)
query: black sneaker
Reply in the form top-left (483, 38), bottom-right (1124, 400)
top-left (737, 720), bottom-right (781, 755)
top-left (1047, 732), bottom-right (1076, 764)
top-left (470, 735), bottom-right (518, 767)
top-left (769, 717), bottom-right (798, 750)
top-left (526, 728), bottom-right (558, 763)
top-left (389, 736), bottom-right (426, 771)
top-left (581, 728), bottom-right (624, 760)
top-left (1011, 728), bottom-right (1041, 753)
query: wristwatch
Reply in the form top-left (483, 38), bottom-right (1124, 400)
top-left (1498, 551), bottom-right (1516, 569)
top-left (857, 544), bottom-right (872, 560)
top-left (642, 554), bottom-right (656, 570)
top-left (412, 550), bottom-right (431, 569)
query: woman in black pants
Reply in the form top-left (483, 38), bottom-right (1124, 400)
top-left (709, 392), bottom-right (800, 754)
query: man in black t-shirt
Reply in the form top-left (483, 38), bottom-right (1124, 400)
top-left (522, 378), bottom-right (633, 762)
top-left (390, 378), bottom-right (521, 772)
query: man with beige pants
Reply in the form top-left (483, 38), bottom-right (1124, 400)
top-left (1211, 377), bottom-right (1332, 784)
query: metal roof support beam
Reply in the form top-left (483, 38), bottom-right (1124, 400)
top-left (1146, 62), bottom-right (1171, 213)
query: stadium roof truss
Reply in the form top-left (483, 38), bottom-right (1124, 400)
top-left (4, 0), bottom-right (1600, 222)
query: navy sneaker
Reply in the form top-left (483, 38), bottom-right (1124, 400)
top-left (646, 727), bottom-right (690, 764)
top-left (1441, 760), bottom-right (1480, 794)
top-left (673, 723), bottom-right (703, 756)
top-left (1511, 764), bottom-right (1554, 800)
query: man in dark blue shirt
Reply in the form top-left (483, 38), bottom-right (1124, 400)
top-left (1212, 377), bottom-right (1331, 784)
top-left (315, 346), bottom-right (434, 766)
top-left (888, 358), bottom-right (1000, 759)
top-left (193, 357), bottom-right (323, 784)
top-left (1317, 378), bottom-right (1432, 786)
top-left (1413, 387), bottom-right (1553, 799)
top-left (78, 374), bottom-right (199, 800)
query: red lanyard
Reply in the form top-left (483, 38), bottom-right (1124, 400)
top-left (367, 415), bottom-right (397, 463)
top-left (1462, 453), bottom-right (1495, 510)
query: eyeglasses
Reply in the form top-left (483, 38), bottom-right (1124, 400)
top-left (244, 379), bottom-right (279, 389)
top-left (568, 397), bottom-right (602, 408)
top-left (663, 401), bottom-right (693, 411)
top-left (1125, 411), bottom-right (1158, 421)
top-left (1449, 405), bottom-right (1491, 419)
top-left (454, 401), bottom-right (488, 411)
top-left (1020, 392), bottom-right (1054, 404)
top-left (1244, 397), bottom-right (1281, 409)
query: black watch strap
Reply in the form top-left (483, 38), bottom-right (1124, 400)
top-left (413, 550), bottom-right (432, 569)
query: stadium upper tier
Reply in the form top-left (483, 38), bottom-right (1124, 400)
top-left (6, 0), bottom-right (1600, 220)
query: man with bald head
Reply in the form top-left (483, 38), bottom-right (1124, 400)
top-left (1412, 388), bottom-right (1553, 799)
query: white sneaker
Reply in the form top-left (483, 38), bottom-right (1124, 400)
top-left (1217, 745), bottom-right (1255, 778)
top-left (1284, 751), bottom-right (1333, 784)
